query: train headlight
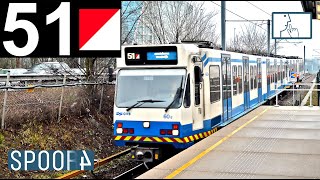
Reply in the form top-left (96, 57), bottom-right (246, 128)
top-left (172, 130), bottom-right (179, 136)
top-left (143, 121), bottom-right (150, 128)
top-left (116, 128), bottom-right (123, 134)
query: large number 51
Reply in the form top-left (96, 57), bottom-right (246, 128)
top-left (3, 2), bottom-right (70, 56)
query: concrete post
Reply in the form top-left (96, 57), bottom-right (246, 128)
top-left (1, 72), bottom-right (10, 129)
top-left (58, 74), bottom-right (67, 122)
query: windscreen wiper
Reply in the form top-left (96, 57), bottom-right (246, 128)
top-left (126, 99), bottom-right (165, 111)
top-left (165, 77), bottom-right (184, 112)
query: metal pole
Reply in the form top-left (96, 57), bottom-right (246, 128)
top-left (1, 71), bottom-right (10, 129)
top-left (221, 1), bottom-right (226, 50)
top-left (267, 19), bottom-right (270, 56)
top-left (275, 89), bottom-right (279, 107)
top-left (234, 28), bottom-right (236, 43)
top-left (292, 84), bottom-right (295, 106)
top-left (58, 74), bottom-right (66, 122)
top-left (274, 39), bottom-right (277, 55)
top-left (309, 78), bottom-right (314, 107)
top-left (310, 88), bottom-right (313, 107)
top-left (99, 77), bottom-right (106, 113)
top-left (300, 94), bottom-right (301, 105)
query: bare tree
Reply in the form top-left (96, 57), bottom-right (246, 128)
top-left (122, 1), bottom-right (149, 44)
top-left (138, 1), bottom-right (219, 45)
top-left (227, 23), bottom-right (282, 55)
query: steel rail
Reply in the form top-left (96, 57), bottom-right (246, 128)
top-left (56, 146), bottom-right (137, 179)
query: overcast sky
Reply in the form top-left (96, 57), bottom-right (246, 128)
top-left (203, 1), bottom-right (319, 59)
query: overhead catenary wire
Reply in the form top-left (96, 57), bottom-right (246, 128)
top-left (210, 1), bottom-right (268, 32)
top-left (313, 49), bottom-right (320, 55)
top-left (246, 2), bottom-right (302, 48)
top-left (211, 1), bottom-right (302, 53)
top-left (246, 1), bottom-right (271, 16)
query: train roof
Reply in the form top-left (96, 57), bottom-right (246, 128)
top-left (122, 41), bottom-right (302, 60)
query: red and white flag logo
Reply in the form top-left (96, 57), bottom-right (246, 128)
top-left (79, 9), bottom-right (120, 51)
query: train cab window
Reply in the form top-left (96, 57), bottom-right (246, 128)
top-left (232, 65), bottom-right (237, 95)
top-left (184, 74), bottom-right (190, 108)
top-left (238, 65), bottom-right (242, 94)
top-left (209, 65), bottom-right (220, 103)
top-left (250, 66), bottom-right (253, 90)
top-left (194, 66), bottom-right (201, 106)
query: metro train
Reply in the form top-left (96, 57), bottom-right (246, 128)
top-left (113, 41), bottom-right (304, 162)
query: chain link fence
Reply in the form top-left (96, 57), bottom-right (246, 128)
top-left (0, 79), bottom-right (115, 129)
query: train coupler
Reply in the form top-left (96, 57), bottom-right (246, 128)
top-left (130, 147), bottom-right (160, 163)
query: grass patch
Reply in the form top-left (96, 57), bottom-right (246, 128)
top-left (0, 85), bottom-right (117, 179)
top-left (0, 133), bottom-right (4, 144)
top-left (305, 88), bottom-right (319, 106)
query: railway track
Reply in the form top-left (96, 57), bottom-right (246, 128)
top-left (55, 145), bottom-right (168, 179)
top-left (56, 147), bottom-right (137, 179)
top-left (278, 74), bottom-right (316, 106)
top-left (113, 163), bottom-right (147, 179)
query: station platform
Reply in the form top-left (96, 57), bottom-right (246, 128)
top-left (136, 106), bottom-right (320, 179)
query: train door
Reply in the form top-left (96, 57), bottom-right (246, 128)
top-left (257, 58), bottom-right (262, 102)
top-left (192, 61), bottom-right (204, 131)
top-left (243, 56), bottom-right (250, 110)
top-left (221, 54), bottom-right (232, 122)
top-left (266, 59), bottom-right (270, 97)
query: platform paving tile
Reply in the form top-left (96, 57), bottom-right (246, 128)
top-left (136, 106), bottom-right (320, 179)
top-left (176, 151), bottom-right (320, 179)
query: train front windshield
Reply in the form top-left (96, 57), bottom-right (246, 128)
top-left (116, 69), bottom-right (186, 109)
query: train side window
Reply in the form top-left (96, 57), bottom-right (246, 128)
top-left (274, 60), bottom-right (277, 82)
top-left (209, 65), bottom-right (220, 103)
top-left (232, 65), bottom-right (237, 95)
top-left (273, 65), bottom-right (278, 83)
top-left (275, 65), bottom-right (278, 82)
top-left (271, 65), bottom-right (274, 83)
top-left (273, 65), bottom-right (275, 83)
top-left (254, 65), bottom-right (257, 89)
top-left (278, 65), bottom-right (280, 81)
top-left (280, 60), bottom-right (283, 80)
top-left (238, 65), bottom-right (242, 94)
top-left (194, 66), bottom-right (201, 106)
top-left (250, 66), bottom-right (253, 90)
top-left (184, 74), bottom-right (190, 108)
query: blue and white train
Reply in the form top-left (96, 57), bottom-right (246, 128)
top-left (113, 41), bottom-right (304, 162)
